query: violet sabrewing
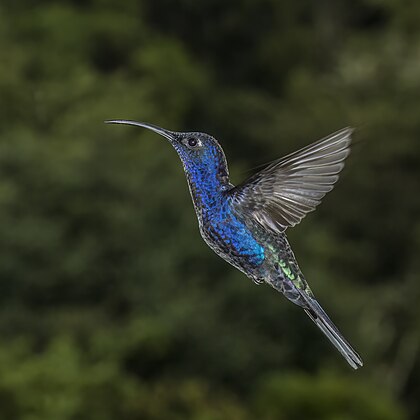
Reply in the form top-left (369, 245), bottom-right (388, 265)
top-left (106, 119), bottom-right (363, 369)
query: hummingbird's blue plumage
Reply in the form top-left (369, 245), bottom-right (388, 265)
top-left (107, 119), bottom-right (363, 369)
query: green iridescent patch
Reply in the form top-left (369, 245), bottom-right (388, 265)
top-left (295, 275), bottom-right (304, 289)
top-left (279, 259), bottom-right (296, 280)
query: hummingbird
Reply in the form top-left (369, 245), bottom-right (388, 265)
top-left (106, 119), bottom-right (363, 369)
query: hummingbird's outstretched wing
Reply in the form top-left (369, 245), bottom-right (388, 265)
top-left (229, 128), bottom-right (352, 233)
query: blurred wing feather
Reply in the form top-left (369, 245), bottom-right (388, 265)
top-left (229, 128), bottom-right (353, 233)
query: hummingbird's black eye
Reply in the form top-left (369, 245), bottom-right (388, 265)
top-left (185, 137), bottom-right (200, 149)
top-left (188, 137), bottom-right (197, 147)
top-left (182, 136), bottom-right (202, 150)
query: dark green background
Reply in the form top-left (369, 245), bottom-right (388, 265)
top-left (0, 0), bottom-right (419, 418)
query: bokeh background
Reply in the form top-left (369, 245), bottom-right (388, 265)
top-left (1, 0), bottom-right (420, 419)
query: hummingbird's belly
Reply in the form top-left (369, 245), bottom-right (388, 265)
top-left (199, 212), bottom-right (265, 269)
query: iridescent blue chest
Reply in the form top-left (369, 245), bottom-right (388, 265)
top-left (180, 140), bottom-right (265, 269)
top-left (201, 199), bottom-right (265, 268)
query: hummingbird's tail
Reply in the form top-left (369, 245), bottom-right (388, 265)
top-left (302, 294), bottom-right (363, 369)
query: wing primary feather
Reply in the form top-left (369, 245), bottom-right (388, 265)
top-left (229, 128), bottom-right (353, 233)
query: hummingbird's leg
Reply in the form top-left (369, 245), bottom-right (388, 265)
top-left (251, 276), bottom-right (265, 285)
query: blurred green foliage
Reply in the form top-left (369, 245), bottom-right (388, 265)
top-left (0, 0), bottom-right (419, 418)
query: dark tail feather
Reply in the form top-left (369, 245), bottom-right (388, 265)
top-left (303, 297), bottom-right (363, 369)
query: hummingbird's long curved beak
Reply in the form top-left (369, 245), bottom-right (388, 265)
top-left (105, 120), bottom-right (176, 142)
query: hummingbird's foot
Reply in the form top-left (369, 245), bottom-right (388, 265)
top-left (251, 276), bottom-right (265, 285)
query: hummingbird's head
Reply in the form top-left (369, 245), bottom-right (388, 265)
top-left (106, 120), bottom-right (230, 188)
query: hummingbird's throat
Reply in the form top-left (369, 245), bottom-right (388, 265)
top-left (186, 168), bottom-right (227, 207)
